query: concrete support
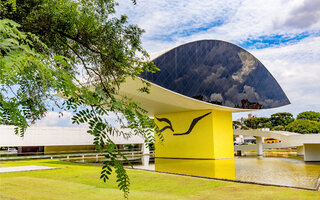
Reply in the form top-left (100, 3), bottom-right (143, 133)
top-left (256, 136), bottom-right (264, 156)
top-left (142, 143), bottom-right (150, 155)
top-left (304, 144), bottom-right (320, 161)
top-left (141, 155), bottom-right (150, 167)
top-left (18, 146), bottom-right (22, 154)
top-left (297, 146), bottom-right (304, 156)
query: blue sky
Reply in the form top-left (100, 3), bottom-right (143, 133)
top-left (37, 0), bottom-right (320, 126)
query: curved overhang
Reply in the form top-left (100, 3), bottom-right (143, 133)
top-left (118, 77), bottom-right (252, 116)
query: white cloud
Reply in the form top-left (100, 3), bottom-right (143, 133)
top-left (232, 51), bottom-right (257, 83)
top-left (33, 111), bottom-right (75, 127)
top-left (117, 0), bottom-right (320, 52)
top-left (32, 111), bottom-right (122, 127)
top-left (281, 0), bottom-right (320, 29)
top-left (115, 0), bottom-right (320, 118)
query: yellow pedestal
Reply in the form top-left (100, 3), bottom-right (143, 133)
top-left (155, 158), bottom-right (236, 180)
top-left (155, 109), bottom-right (234, 159)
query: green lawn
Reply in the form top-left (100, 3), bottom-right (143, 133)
top-left (0, 160), bottom-right (319, 200)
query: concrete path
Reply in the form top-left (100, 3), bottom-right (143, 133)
top-left (0, 165), bottom-right (59, 173)
top-left (133, 164), bottom-right (155, 170)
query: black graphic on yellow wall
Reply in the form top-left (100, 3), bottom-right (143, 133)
top-left (156, 112), bottom-right (211, 136)
top-left (155, 117), bottom-right (175, 132)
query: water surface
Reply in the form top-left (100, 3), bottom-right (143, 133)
top-left (71, 155), bottom-right (320, 189)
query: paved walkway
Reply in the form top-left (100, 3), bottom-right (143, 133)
top-left (133, 164), bottom-right (155, 170)
top-left (0, 165), bottom-right (59, 173)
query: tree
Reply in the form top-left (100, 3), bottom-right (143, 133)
top-left (285, 119), bottom-right (320, 134)
top-left (244, 118), bottom-right (259, 129)
top-left (297, 111), bottom-right (320, 122)
top-left (0, 0), bottom-right (161, 198)
top-left (240, 125), bottom-right (249, 130)
top-left (257, 117), bottom-right (272, 128)
top-left (270, 112), bottom-right (294, 127)
top-left (272, 125), bottom-right (285, 131)
top-left (244, 117), bottom-right (270, 129)
top-left (233, 120), bottom-right (241, 129)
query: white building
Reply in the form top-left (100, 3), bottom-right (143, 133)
top-left (0, 125), bottom-right (149, 154)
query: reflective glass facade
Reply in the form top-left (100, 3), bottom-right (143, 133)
top-left (141, 40), bottom-right (290, 109)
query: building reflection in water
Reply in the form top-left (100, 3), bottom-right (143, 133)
top-left (154, 158), bottom-right (236, 180)
top-left (133, 156), bottom-right (320, 189)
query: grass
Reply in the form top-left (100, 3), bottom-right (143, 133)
top-left (0, 159), bottom-right (320, 200)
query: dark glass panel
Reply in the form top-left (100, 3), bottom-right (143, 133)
top-left (141, 40), bottom-right (290, 109)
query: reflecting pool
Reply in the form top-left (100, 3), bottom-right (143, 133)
top-left (234, 157), bottom-right (320, 189)
top-left (135, 156), bottom-right (320, 189)
top-left (69, 154), bottom-right (320, 189)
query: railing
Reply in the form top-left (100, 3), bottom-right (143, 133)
top-left (0, 150), bottom-right (154, 161)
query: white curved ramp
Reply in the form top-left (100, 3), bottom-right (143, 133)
top-left (233, 129), bottom-right (320, 161)
top-left (234, 129), bottom-right (320, 147)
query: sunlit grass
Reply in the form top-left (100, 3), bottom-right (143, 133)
top-left (0, 159), bottom-right (319, 200)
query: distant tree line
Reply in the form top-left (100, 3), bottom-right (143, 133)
top-left (234, 111), bottom-right (320, 134)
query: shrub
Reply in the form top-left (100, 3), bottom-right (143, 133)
top-left (297, 111), bottom-right (320, 122)
top-left (285, 119), bottom-right (320, 134)
top-left (272, 125), bottom-right (285, 131)
top-left (241, 125), bottom-right (249, 130)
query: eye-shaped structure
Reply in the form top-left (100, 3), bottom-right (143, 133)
top-left (141, 40), bottom-right (290, 109)
top-left (119, 40), bottom-right (290, 116)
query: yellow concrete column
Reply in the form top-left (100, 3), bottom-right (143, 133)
top-left (155, 109), bottom-right (234, 160)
